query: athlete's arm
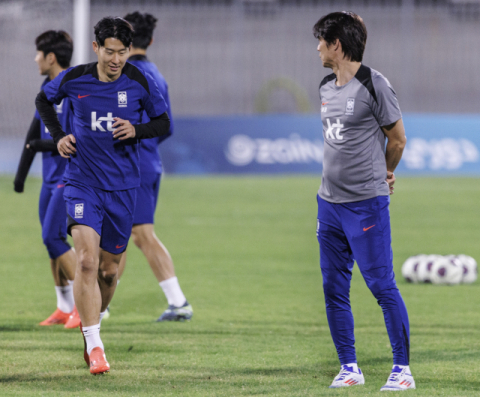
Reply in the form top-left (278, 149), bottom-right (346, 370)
top-left (27, 139), bottom-right (58, 153)
top-left (13, 116), bottom-right (41, 193)
top-left (35, 90), bottom-right (67, 144)
top-left (382, 118), bottom-right (407, 194)
top-left (112, 112), bottom-right (170, 141)
top-left (36, 90), bottom-right (76, 158)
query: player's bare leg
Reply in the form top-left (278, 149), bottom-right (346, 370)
top-left (53, 249), bottom-right (76, 284)
top-left (117, 224), bottom-right (192, 321)
top-left (71, 225), bottom-right (101, 327)
top-left (118, 224), bottom-right (174, 281)
top-left (98, 249), bottom-right (123, 311)
top-left (51, 248), bottom-right (83, 329)
top-left (39, 250), bottom-right (77, 326)
top-left (71, 225), bottom-right (110, 374)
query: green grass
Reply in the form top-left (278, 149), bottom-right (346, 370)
top-left (0, 175), bottom-right (479, 396)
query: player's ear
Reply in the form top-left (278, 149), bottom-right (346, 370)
top-left (149, 38), bottom-right (153, 46)
top-left (46, 52), bottom-right (56, 66)
top-left (92, 41), bottom-right (99, 54)
top-left (333, 39), bottom-right (340, 51)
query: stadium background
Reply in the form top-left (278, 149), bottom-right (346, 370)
top-left (1, 0), bottom-right (480, 176)
top-left (1, 0), bottom-right (480, 395)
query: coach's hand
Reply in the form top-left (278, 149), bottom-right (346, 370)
top-left (386, 171), bottom-right (395, 195)
top-left (112, 117), bottom-right (136, 140)
top-left (58, 134), bottom-right (76, 158)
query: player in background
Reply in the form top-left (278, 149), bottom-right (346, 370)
top-left (115, 11), bottom-right (192, 322)
top-left (313, 12), bottom-right (414, 391)
top-left (14, 30), bottom-right (80, 329)
top-left (35, 17), bottom-right (170, 375)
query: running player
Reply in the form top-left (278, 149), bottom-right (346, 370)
top-left (14, 30), bottom-right (80, 329)
top-left (115, 11), bottom-right (192, 322)
top-left (35, 17), bottom-right (170, 375)
top-left (313, 12), bottom-right (414, 391)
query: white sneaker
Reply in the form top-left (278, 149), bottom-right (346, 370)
top-left (329, 364), bottom-right (365, 388)
top-left (380, 365), bottom-right (416, 391)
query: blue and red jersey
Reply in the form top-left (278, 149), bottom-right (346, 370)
top-left (128, 55), bottom-right (173, 175)
top-left (42, 62), bottom-right (168, 191)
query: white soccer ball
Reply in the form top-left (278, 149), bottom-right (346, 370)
top-left (455, 254), bottom-right (478, 284)
top-left (416, 255), bottom-right (441, 283)
top-left (401, 255), bottom-right (426, 283)
top-left (430, 256), bottom-right (463, 285)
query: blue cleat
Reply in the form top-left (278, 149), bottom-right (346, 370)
top-left (156, 301), bottom-right (193, 322)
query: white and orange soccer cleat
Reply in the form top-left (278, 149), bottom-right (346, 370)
top-left (380, 365), bottom-right (416, 391)
top-left (39, 308), bottom-right (70, 326)
top-left (64, 306), bottom-right (81, 329)
top-left (329, 364), bottom-right (365, 388)
top-left (89, 347), bottom-right (110, 375)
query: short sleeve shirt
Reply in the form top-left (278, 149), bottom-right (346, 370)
top-left (318, 65), bottom-right (402, 203)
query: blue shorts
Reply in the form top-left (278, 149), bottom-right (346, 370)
top-left (64, 182), bottom-right (136, 255)
top-left (39, 182), bottom-right (70, 259)
top-left (133, 172), bottom-right (161, 225)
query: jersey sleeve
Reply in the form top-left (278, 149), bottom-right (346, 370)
top-left (371, 74), bottom-right (402, 127)
top-left (142, 72), bottom-right (168, 119)
top-left (43, 68), bottom-right (71, 105)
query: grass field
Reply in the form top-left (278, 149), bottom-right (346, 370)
top-left (0, 175), bottom-right (479, 396)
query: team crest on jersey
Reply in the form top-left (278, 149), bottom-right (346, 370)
top-left (345, 98), bottom-right (355, 115)
top-left (74, 203), bottom-right (84, 219)
top-left (118, 91), bottom-right (127, 107)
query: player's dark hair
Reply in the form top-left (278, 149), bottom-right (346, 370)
top-left (124, 11), bottom-right (157, 50)
top-left (35, 30), bottom-right (73, 69)
top-left (94, 16), bottom-right (134, 48)
top-left (313, 11), bottom-right (367, 62)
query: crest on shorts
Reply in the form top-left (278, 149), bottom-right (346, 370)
top-left (75, 203), bottom-right (84, 218)
top-left (345, 98), bottom-right (355, 115)
top-left (118, 91), bottom-right (127, 107)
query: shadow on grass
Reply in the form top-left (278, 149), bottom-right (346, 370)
top-left (105, 324), bottom-right (328, 339)
top-left (412, 348), bottom-right (480, 364)
top-left (412, 323), bottom-right (480, 333)
top-left (0, 324), bottom-right (38, 332)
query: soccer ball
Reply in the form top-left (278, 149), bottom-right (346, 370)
top-left (455, 254), bottom-right (478, 284)
top-left (401, 255), bottom-right (426, 283)
top-left (416, 255), bottom-right (440, 283)
top-left (430, 256), bottom-right (463, 285)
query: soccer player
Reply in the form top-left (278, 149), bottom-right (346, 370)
top-left (35, 17), bottom-right (170, 375)
top-left (313, 12), bottom-right (414, 391)
top-left (114, 11), bottom-right (192, 322)
top-left (14, 30), bottom-right (80, 329)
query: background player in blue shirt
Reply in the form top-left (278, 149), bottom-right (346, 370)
top-left (113, 11), bottom-right (192, 322)
top-left (14, 30), bottom-right (80, 329)
top-left (313, 12), bottom-right (414, 391)
top-left (35, 17), bottom-right (170, 375)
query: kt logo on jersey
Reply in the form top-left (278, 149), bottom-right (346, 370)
top-left (325, 118), bottom-right (344, 140)
top-left (91, 112), bottom-right (114, 131)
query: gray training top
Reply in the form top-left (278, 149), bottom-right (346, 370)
top-left (318, 64), bottom-right (402, 203)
